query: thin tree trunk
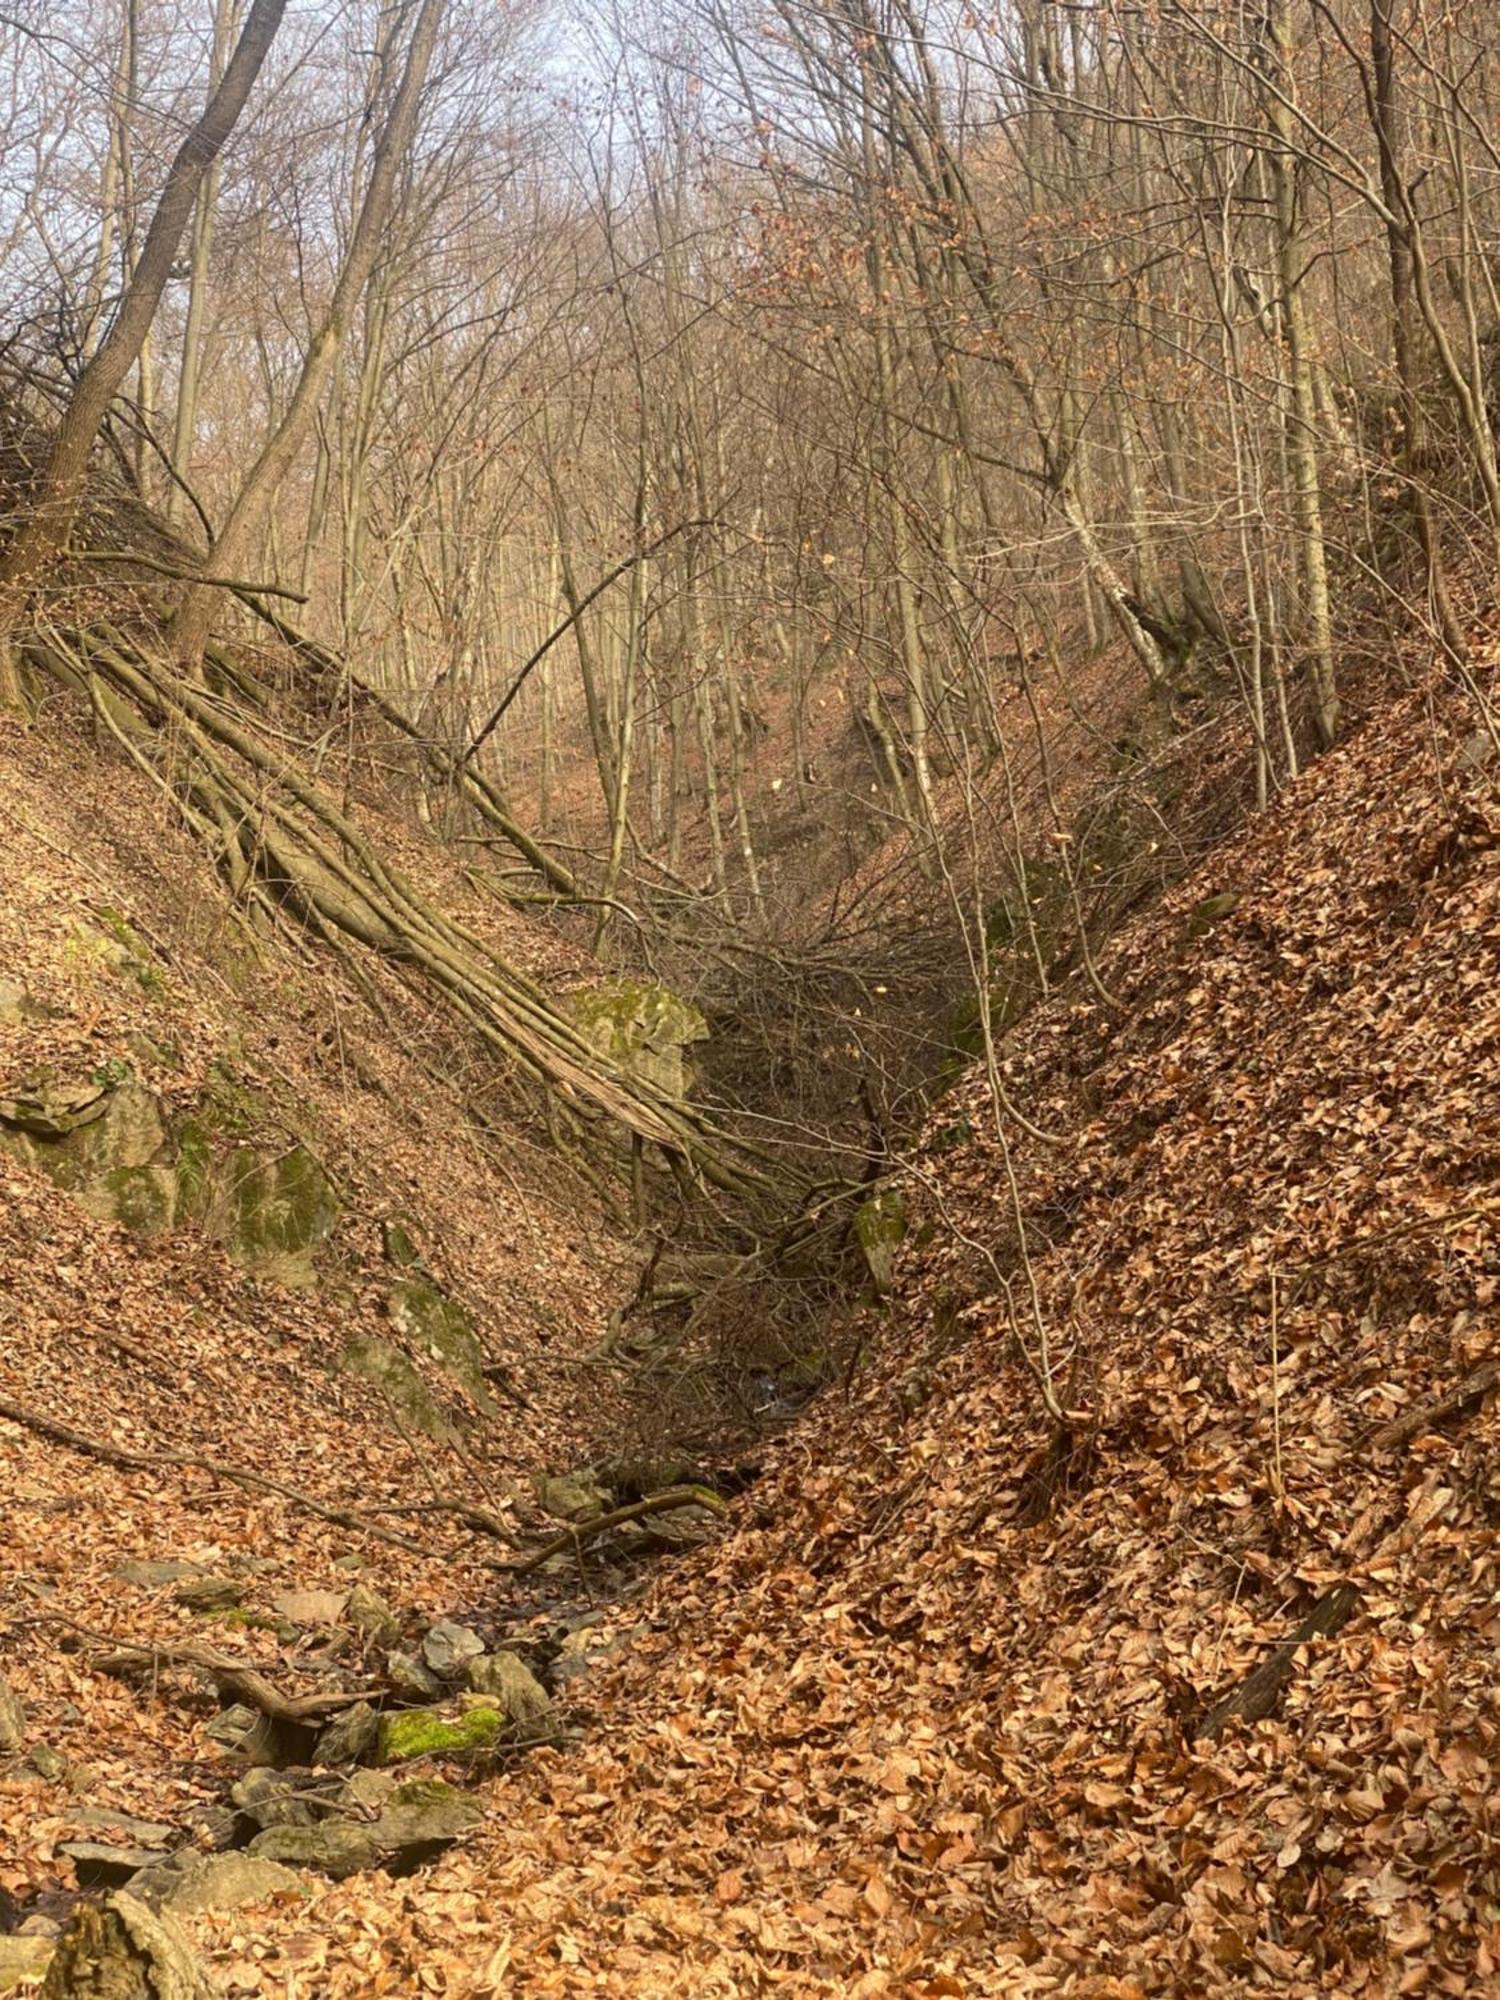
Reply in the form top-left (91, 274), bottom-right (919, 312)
top-left (172, 0), bottom-right (445, 668)
top-left (0, 0), bottom-right (288, 649)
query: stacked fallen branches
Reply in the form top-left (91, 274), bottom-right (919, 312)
top-left (506, 1484), bottom-right (729, 1577)
top-left (40, 1614), bottom-right (375, 1724)
top-left (0, 1392), bottom-right (431, 1555)
top-left (20, 614), bottom-right (781, 1201)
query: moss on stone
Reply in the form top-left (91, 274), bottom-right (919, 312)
top-left (563, 978), bottom-right (708, 1096)
top-left (342, 1333), bottom-right (454, 1442)
top-left (376, 1707), bottom-right (504, 1764)
top-left (854, 1187), bottom-right (907, 1297)
top-left (66, 909), bottom-right (167, 1001)
top-left (389, 1276), bottom-right (491, 1410)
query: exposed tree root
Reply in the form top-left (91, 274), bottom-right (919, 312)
top-left (20, 615), bottom-right (782, 1202)
top-left (0, 1392), bottom-right (431, 1555)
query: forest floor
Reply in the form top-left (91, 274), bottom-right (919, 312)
top-left (2, 638), bottom-right (1497, 1996)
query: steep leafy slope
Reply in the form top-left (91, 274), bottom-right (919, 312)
top-left (230, 656), bottom-right (1495, 2000)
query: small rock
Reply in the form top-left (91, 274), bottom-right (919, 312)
top-left (172, 1576), bottom-right (241, 1612)
top-left (535, 1472), bottom-right (611, 1523)
top-left (347, 1584), bottom-right (400, 1648)
top-left (114, 1559), bottom-right (201, 1589)
top-left (465, 1652), bottom-right (553, 1737)
top-left (314, 1701), bottom-right (379, 1768)
top-left (161, 1852), bottom-right (305, 1916)
top-left (0, 1671), bottom-right (26, 1754)
top-left (552, 1622), bottom-right (646, 1689)
top-left (344, 1768), bottom-right (396, 1812)
top-left (378, 1778), bottom-right (485, 1850)
top-left (247, 1820), bottom-right (383, 1881)
top-left (58, 1840), bottom-right (169, 1888)
top-left (271, 1588), bottom-right (348, 1628)
top-left (71, 1807), bottom-right (177, 1846)
top-left (201, 1702), bottom-right (273, 1760)
top-left (25, 1746), bottom-right (66, 1782)
top-left (421, 1620), bottom-right (484, 1677)
top-left (0, 1936), bottom-right (53, 1994)
top-left (230, 1768), bottom-right (333, 1830)
top-left (183, 1802), bottom-right (241, 1852)
top-left (386, 1650), bottom-right (443, 1700)
top-left (0, 979), bottom-right (40, 1027)
top-left (1459, 727), bottom-right (1497, 778)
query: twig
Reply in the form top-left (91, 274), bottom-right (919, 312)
top-left (75, 548), bottom-right (307, 602)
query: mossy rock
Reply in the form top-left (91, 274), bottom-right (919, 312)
top-left (381, 1216), bottom-right (423, 1269)
top-left (854, 1187), bottom-right (907, 1298)
top-left (215, 1143), bottom-right (337, 1286)
top-left (1186, 890), bottom-right (1243, 938)
top-left (376, 1706), bottom-right (504, 1764)
top-left (0, 1075), bottom-right (178, 1235)
top-left (562, 978), bottom-right (708, 1097)
top-left (341, 1333), bottom-right (455, 1444)
top-left (389, 1276), bottom-right (492, 1413)
top-left (174, 1075), bottom-right (337, 1284)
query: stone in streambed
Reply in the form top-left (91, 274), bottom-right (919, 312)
top-left (172, 1575), bottom-right (241, 1612)
top-left (160, 1852), bottom-right (305, 1916)
top-left (246, 1818), bottom-right (380, 1880)
top-left (376, 1706), bottom-right (504, 1765)
top-left (347, 1583), bottom-right (400, 1648)
top-left (58, 1842), bottom-right (168, 1889)
top-left (40, 1891), bottom-right (216, 2000)
top-left (421, 1620), bottom-right (484, 1677)
top-left (314, 1701), bottom-right (379, 1768)
top-left (464, 1652), bottom-right (553, 1738)
top-left (386, 1649), bottom-right (443, 1700)
top-left (0, 1937), bottom-right (53, 1995)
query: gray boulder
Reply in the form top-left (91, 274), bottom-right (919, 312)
top-left (465, 1652), bottom-right (553, 1738)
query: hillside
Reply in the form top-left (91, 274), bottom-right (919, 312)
top-left (3, 627), bottom-right (1492, 1996)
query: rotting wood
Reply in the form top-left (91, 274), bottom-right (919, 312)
top-left (1368, 1357), bottom-right (1500, 1453)
top-left (38, 1613), bottom-right (377, 1723)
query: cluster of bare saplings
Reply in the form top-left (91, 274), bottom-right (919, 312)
top-left (0, 0), bottom-right (1496, 1204)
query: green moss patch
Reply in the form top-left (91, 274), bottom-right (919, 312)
top-left (376, 1707), bottom-right (504, 1764)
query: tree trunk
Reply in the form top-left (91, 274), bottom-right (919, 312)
top-left (0, 0), bottom-right (288, 620)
